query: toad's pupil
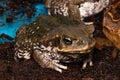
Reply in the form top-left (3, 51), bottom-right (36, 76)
top-left (63, 37), bottom-right (72, 45)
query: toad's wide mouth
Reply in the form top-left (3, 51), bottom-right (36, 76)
top-left (58, 40), bottom-right (96, 54)
top-left (68, 49), bottom-right (92, 53)
top-left (58, 47), bottom-right (93, 54)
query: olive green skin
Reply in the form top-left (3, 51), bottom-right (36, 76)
top-left (15, 15), bottom-right (95, 73)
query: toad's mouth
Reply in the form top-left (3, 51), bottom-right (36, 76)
top-left (68, 49), bottom-right (92, 53)
top-left (58, 49), bottom-right (93, 54)
top-left (58, 39), bottom-right (96, 54)
top-left (58, 42), bottom-right (95, 54)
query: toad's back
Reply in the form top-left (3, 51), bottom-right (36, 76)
top-left (15, 15), bottom-right (80, 59)
top-left (14, 15), bottom-right (95, 73)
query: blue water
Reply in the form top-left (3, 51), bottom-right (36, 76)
top-left (0, 2), bottom-right (48, 44)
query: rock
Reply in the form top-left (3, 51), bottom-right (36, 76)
top-left (95, 37), bottom-right (113, 50)
top-left (103, 1), bottom-right (120, 50)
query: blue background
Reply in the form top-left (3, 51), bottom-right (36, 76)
top-left (0, 1), bottom-right (48, 44)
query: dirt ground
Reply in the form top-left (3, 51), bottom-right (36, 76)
top-left (0, 41), bottom-right (120, 80)
top-left (0, 0), bottom-right (120, 80)
top-left (0, 13), bottom-right (120, 80)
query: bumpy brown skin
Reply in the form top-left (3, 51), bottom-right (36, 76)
top-left (103, 1), bottom-right (120, 59)
top-left (15, 15), bottom-right (95, 73)
top-left (44, 0), bottom-right (110, 24)
top-left (43, 0), bottom-right (84, 22)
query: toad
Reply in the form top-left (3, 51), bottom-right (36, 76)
top-left (14, 15), bottom-right (95, 73)
top-left (44, 0), bottom-right (110, 24)
top-left (43, 0), bottom-right (84, 22)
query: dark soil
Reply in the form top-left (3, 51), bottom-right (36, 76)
top-left (0, 42), bottom-right (120, 80)
top-left (0, 0), bottom-right (120, 79)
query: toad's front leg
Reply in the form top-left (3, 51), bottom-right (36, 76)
top-left (33, 49), bottom-right (67, 73)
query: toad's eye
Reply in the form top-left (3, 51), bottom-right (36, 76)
top-left (63, 37), bottom-right (72, 45)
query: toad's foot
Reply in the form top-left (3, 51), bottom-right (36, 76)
top-left (33, 49), bottom-right (67, 73)
top-left (82, 60), bottom-right (93, 69)
top-left (82, 52), bottom-right (93, 69)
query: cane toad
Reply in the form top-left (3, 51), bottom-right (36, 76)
top-left (44, 0), bottom-right (110, 23)
top-left (43, 0), bottom-right (84, 22)
top-left (14, 15), bottom-right (95, 73)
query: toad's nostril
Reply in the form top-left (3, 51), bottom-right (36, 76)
top-left (78, 40), bottom-right (87, 46)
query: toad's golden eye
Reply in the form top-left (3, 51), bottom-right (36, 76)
top-left (63, 37), bottom-right (72, 45)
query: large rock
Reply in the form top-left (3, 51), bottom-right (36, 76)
top-left (103, 1), bottom-right (120, 50)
